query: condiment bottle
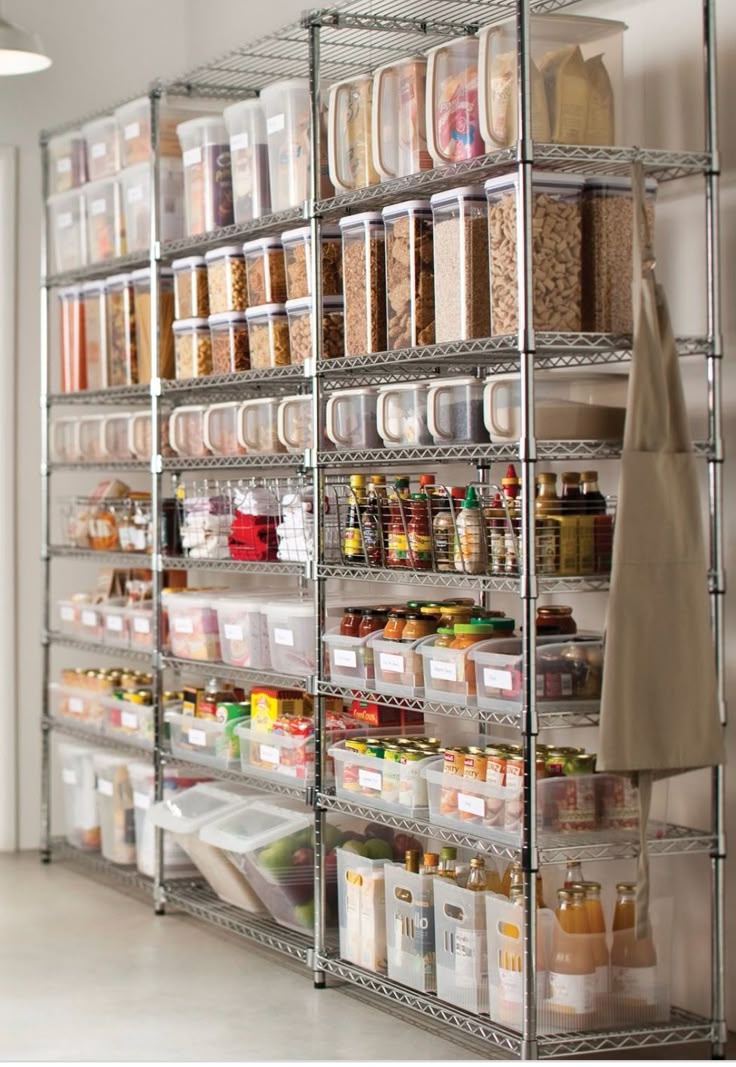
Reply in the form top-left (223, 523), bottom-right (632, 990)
top-left (564, 860), bottom-right (584, 888)
top-left (358, 608), bottom-right (387, 638)
top-left (580, 470), bottom-right (606, 514)
top-left (433, 626), bottom-right (455, 649)
top-left (386, 476), bottom-right (410, 567)
top-left (574, 881), bottom-right (609, 996)
top-left (549, 888), bottom-right (596, 1018)
top-left (362, 475), bottom-right (386, 566)
top-left (418, 472), bottom-right (436, 495)
top-left (402, 611), bottom-right (439, 641)
top-left (437, 846), bottom-right (458, 879)
top-left (420, 851), bottom-right (440, 875)
top-left (487, 491), bottom-right (507, 574)
top-left (536, 472), bottom-right (559, 574)
top-left (454, 485), bottom-right (484, 574)
top-left (536, 604), bottom-right (577, 636)
top-left (432, 486), bottom-right (463, 571)
top-left (343, 474), bottom-right (367, 561)
top-left (610, 882), bottom-right (657, 1008)
top-left (466, 855), bottom-right (488, 892)
top-left (581, 470), bottom-right (613, 574)
top-left (501, 464), bottom-right (521, 574)
top-left (405, 849), bottom-right (421, 873)
top-left (407, 492), bottom-right (433, 569)
top-left (560, 471), bottom-right (584, 513)
top-left (383, 608), bottom-right (408, 641)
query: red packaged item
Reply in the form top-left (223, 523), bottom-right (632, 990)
top-left (228, 511), bottom-right (278, 561)
top-left (287, 716), bottom-right (315, 739)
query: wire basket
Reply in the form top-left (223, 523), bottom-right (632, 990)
top-left (58, 495), bottom-right (154, 554)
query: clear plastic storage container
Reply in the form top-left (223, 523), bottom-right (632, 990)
top-left (50, 682), bottom-right (106, 732)
top-left (371, 55), bottom-right (431, 180)
top-left (173, 318), bottom-right (213, 379)
top-left (166, 709), bottom-right (247, 770)
top-left (105, 273), bottom-right (137, 386)
top-left (120, 158), bottom-right (185, 252)
top-left (101, 411), bottom-right (134, 459)
top-left (205, 246), bottom-right (247, 314)
top-left (327, 74), bottom-right (379, 192)
top-left (129, 608), bottom-right (154, 651)
top-left (435, 876), bottom-right (489, 1014)
top-left (426, 37), bottom-right (484, 166)
top-left (285, 296), bottom-right (344, 364)
top-left (281, 224), bottom-right (342, 300)
top-left (93, 753), bottom-right (136, 864)
top-left (57, 599), bottom-right (81, 635)
top-left (325, 386), bottom-right (381, 450)
top-left (172, 256), bottom-right (209, 319)
top-left (103, 695), bottom-right (154, 747)
top-left (129, 763), bottom-right (202, 878)
top-left (131, 267), bottom-right (175, 383)
top-left (78, 414), bottom-right (106, 460)
top-left (82, 115), bottom-right (119, 181)
top-left (223, 98), bottom-right (271, 223)
top-left (430, 187), bottom-right (490, 342)
top-left (59, 742), bottom-right (101, 851)
top-left (276, 394), bottom-right (312, 454)
top-left (382, 201), bottom-right (434, 349)
top-left (238, 396), bottom-right (284, 454)
top-left (263, 598), bottom-right (340, 676)
top-left (337, 849), bottom-right (392, 973)
top-left (482, 372), bottom-right (627, 442)
top-left (51, 418), bottom-right (81, 463)
top-left (162, 590), bottom-right (221, 661)
top-left (77, 602), bottom-right (105, 642)
top-left (83, 177), bottom-right (125, 262)
top-left (214, 592), bottom-right (272, 669)
top-left (58, 286), bottom-right (86, 393)
top-left (203, 401), bottom-right (246, 456)
top-left (128, 411), bottom-right (172, 460)
top-left (48, 190), bottom-right (86, 275)
top-left (115, 96), bottom-right (219, 167)
top-left (339, 213), bottom-right (386, 357)
top-left (426, 376), bottom-right (485, 446)
top-left (385, 865), bottom-right (437, 992)
top-left (178, 117), bottom-right (234, 235)
top-left (81, 281), bottom-right (107, 390)
top-left (486, 173), bottom-right (585, 334)
top-left (418, 633), bottom-right (484, 705)
top-left (244, 305), bottom-right (290, 368)
top-left (323, 627), bottom-right (378, 687)
top-left (236, 722), bottom-right (317, 785)
top-left (376, 381), bottom-right (432, 448)
top-left (102, 603), bottom-right (131, 649)
top-left (243, 237), bottom-right (287, 306)
top-left (260, 79), bottom-right (333, 212)
top-left (168, 403), bottom-right (210, 458)
top-left (209, 311), bottom-right (249, 374)
top-left (331, 740), bottom-right (435, 814)
top-left (48, 131), bottom-right (87, 194)
top-left (371, 631), bottom-right (433, 698)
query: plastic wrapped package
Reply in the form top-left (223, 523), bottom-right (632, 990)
top-left (223, 99), bottom-right (271, 223)
top-left (178, 117), bottom-right (234, 235)
top-left (105, 273), bottom-right (137, 386)
top-left (131, 267), bottom-right (175, 382)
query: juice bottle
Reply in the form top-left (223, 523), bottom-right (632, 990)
top-left (420, 852), bottom-right (439, 875)
top-left (564, 860), bottom-right (584, 888)
top-left (407, 492), bottom-right (433, 569)
top-left (610, 882), bottom-right (657, 1010)
top-left (510, 883), bottom-right (549, 1000)
top-left (560, 471), bottom-right (584, 512)
top-left (580, 470), bottom-right (606, 513)
top-left (343, 474), bottom-right (367, 562)
top-left (454, 485), bottom-right (484, 574)
top-left (536, 472), bottom-right (559, 575)
top-left (387, 475), bottom-right (410, 567)
top-left (573, 880), bottom-right (609, 996)
top-left (548, 887), bottom-right (596, 1018)
top-left (466, 855), bottom-right (488, 891)
top-left (501, 861), bottom-right (544, 906)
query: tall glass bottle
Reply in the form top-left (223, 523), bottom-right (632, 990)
top-left (548, 887), bottom-right (596, 1019)
top-left (572, 880), bottom-right (609, 996)
top-left (466, 855), bottom-right (488, 892)
top-left (610, 882), bottom-right (657, 1011)
top-left (386, 475), bottom-right (410, 567)
top-left (536, 471), bottom-right (559, 575)
top-left (342, 473), bottom-right (367, 562)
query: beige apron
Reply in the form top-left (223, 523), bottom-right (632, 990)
top-left (597, 164), bottom-right (724, 930)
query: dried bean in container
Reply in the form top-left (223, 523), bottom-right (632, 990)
top-left (286, 301), bottom-right (344, 364)
top-left (206, 249), bottom-right (247, 314)
top-left (340, 215), bottom-right (386, 356)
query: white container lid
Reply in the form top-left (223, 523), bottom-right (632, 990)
top-left (338, 212), bottom-right (384, 230)
top-left (245, 303), bottom-right (287, 319)
top-left (329, 385), bottom-right (379, 398)
top-left (484, 172), bottom-right (586, 194)
top-left (131, 266), bottom-right (174, 282)
top-left (162, 589), bottom-right (217, 610)
top-left (172, 317), bottom-right (210, 331)
top-left (488, 12), bottom-right (626, 41)
top-left (430, 185), bottom-right (487, 207)
top-left (280, 224), bottom-right (341, 243)
top-left (285, 296), bottom-right (344, 313)
top-left (105, 272), bottom-right (133, 288)
top-left (382, 199), bottom-right (432, 218)
top-left (263, 597), bottom-right (316, 618)
top-left (149, 783), bottom-right (258, 834)
top-left (205, 245), bottom-right (245, 262)
top-left (209, 310), bottom-right (248, 326)
top-left (427, 374), bottom-right (483, 388)
top-left (242, 236), bottom-right (284, 253)
top-left (377, 379), bottom-right (433, 392)
top-left (224, 98), bottom-right (266, 122)
top-left (81, 280), bottom-right (105, 294)
top-left (172, 255), bottom-right (207, 269)
top-left (176, 116), bottom-right (229, 143)
top-left (260, 78), bottom-right (310, 99)
top-left (199, 798), bottom-right (309, 853)
top-left (58, 284), bottom-right (84, 298)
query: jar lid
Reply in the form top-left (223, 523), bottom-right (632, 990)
top-left (172, 317), bottom-right (210, 330)
top-left (430, 185), bottom-right (487, 207)
top-left (538, 605), bottom-right (573, 615)
top-left (338, 211), bottom-right (384, 230)
top-left (57, 284), bottom-right (84, 297)
top-left (285, 296), bottom-right (344, 312)
top-left (242, 236), bottom-right (284, 253)
top-left (491, 618), bottom-right (515, 631)
top-left (280, 223), bottom-right (342, 243)
top-left (205, 245), bottom-right (245, 261)
top-left (454, 623), bottom-right (494, 634)
top-left (382, 199), bottom-right (432, 218)
top-left (172, 255), bottom-right (207, 269)
top-left (81, 280), bottom-right (105, 294)
top-left (208, 310), bottom-right (248, 326)
top-left (344, 606), bottom-right (365, 614)
top-left (245, 303), bottom-right (288, 319)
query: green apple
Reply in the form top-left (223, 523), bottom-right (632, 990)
top-left (364, 838), bottom-right (393, 861)
top-left (341, 839), bottom-right (368, 857)
top-left (293, 899), bottom-right (315, 929)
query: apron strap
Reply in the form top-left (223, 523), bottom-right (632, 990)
top-left (635, 770), bottom-right (652, 939)
top-left (631, 162), bottom-right (655, 281)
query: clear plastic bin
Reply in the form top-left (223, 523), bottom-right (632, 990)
top-left (115, 96), bottom-right (219, 167)
top-left (426, 37), bottom-right (483, 167)
top-left (178, 117), bottom-right (234, 235)
top-left (128, 411), bottom-right (172, 459)
top-left (102, 603), bottom-right (131, 649)
top-left (129, 608), bottom-right (154, 652)
top-left (337, 848), bottom-right (392, 973)
top-left (435, 876), bottom-right (489, 1014)
top-left (83, 177), bottom-right (125, 263)
top-left (93, 753), bottom-right (136, 865)
top-left (214, 592), bottom-right (272, 669)
top-left (223, 98), bottom-right (271, 223)
top-left (51, 418), bottom-right (81, 463)
top-left (371, 55), bottom-right (431, 180)
top-left (376, 381), bottom-right (432, 448)
top-left (339, 213), bottom-right (386, 357)
top-left (276, 395), bottom-right (312, 454)
top-left (331, 741), bottom-right (435, 814)
top-left (131, 267), bottom-right (176, 383)
top-left (168, 403), bottom-right (209, 459)
top-left (469, 635), bottom-right (603, 713)
top-left (172, 256), bottom-right (209, 319)
top-left (119, 158), bottom-right (185, 252)
top-left (149, 784), bottom-right (269, 911)
top-left (238, 396), bottom-right (284, 454)
top-left (77, 602), bottom-right (105, 643)
top-left (166, 709), bottom-right (248, 770)
top-left (260, 78), bottom-right (334, 212)
top-left (385, 864), bottom-right (436, 992)
top-left (325, 386), bottom-right (381, 451)
top-left (328, 74), bottom-right (379, 192)
top-left (82, 115), bottom-right (119, 181)
top-left (57, 598), bottom-right (81, 635)
top-left (244, 304), bottom-right (290, 369)
top-left (426, 375), bottom-right (485, 446)
top-left (323, 627), bottom-right (377, 687)
top-left (209, 312), bottom-right (249, 374)
top-left (59, 742), bottom-right (102, 851)
top-left (242, 237), bottom-right (286, 306)
top-left (430, 187), bottom-right (490, 342)
top-left (263, 598), bottom-right (341, 676)
top-left (48, 190), bottom-right (86, 275)
top-left (205, 246), bottom-right (246, 314)
top-left (483, 372), bottom-right (627, 443)
top-left (203, 401), bottom-right (246, 456)
top-left (236, 722), bottom-right (316, 785)
top-left (173, 318), bottom-right (213, 379)
top-left (81, 281), bottom-right (107, 390)
top-left (382, 201), bottom-right (434, 349)
top-left (48, 131), bottom-right (87, 193)
top-left (78, 415), bottom-right (106, 460)
top-left (285, 296), bottom-right (344, 364)
top-left (58, 286), bottom-right (86, 393)
top-left (101, 411), bottom-right (134, 460)
top-left (477, 15), bottom-right (625, 150)
top-left (129, 763), bottom-right (203, 878)
top-left (51, 682), bottom-right (105, 732)
top-left (371, 632), bottom-right (433, 698)
top-left (105, 273), bottom-right (137, 386)
top-left (281, 224), bottom-right (342, 300)
top-left (103, 696), bottom-right (155, 748)
top-left (418, 634), bottom-right (482, 706)
top-left (163, 590), bottom-right (221, 661)
top-left (486, 173), bottom-right (585, 334)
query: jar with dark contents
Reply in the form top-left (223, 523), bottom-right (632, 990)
top-left (340, 606), bottom-right (364, 638)
top-left (536, 604), bottom-right (577, 635)
top-left (358, 609), bottom-right (387, 638)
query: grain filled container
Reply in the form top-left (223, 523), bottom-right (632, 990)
top-left (205, 246), bottom-right (247, 314)
top-left (105, 273), bottom-right (137, 385)
top-left (58, 285), bottom-right (86, 393)
top-left (244, 304), bottom-right (290, 368)
top-left (82, 115), bottom-right (119, 181)
top-left (430, 186), bottom-right (489, 342)
top-left (223, 98), bottom-right (271, 223)
top-left (281, 224), bottom-right (342, 300)
top-left (177, 116), bottom-right (234, 235)
top-left (81, 281), bottom-right (107, 390)
top-left (339, 213), bottom-right (386, 357)
top-left (131, 267), bottom-right (175, 382)
top-left (382, 201), bottom-right (434, 349)
top-left (285, 296), bottom-right (344, 364)
top-left (242, 237), bottom-right (287, 306)
top-left (173, 319), bottom-right (212, 379)
top-left (209, 311), bottom-right (249, 374)
top-left (172, 256), bottom-right (209, 319)
top-left (327, 74), bottom-right (379, 192)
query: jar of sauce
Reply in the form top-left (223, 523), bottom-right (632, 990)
top-left (402, 612), bottom-right (439, 641)
top-left (435, 603), bottom-right (474, 630)
top-left (441, 597), bottom-right (476, 607)
top-left (384, 609), bottom-right (408, 641)
top-left (490, 617), bottom-right (516, 638)
top-left (358, 609), bottom-right (387, 638)
top-left (340, 607), bottom-right (364, 637)
top-left (450, 623), bottom-right (495, 651)
top-left (433, 627), bottom-right (455, 649)
top-left (536, 605), bottom-right (577, 635)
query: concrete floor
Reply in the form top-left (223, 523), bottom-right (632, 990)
top-left (0, 852), bottom-right (730, 1062)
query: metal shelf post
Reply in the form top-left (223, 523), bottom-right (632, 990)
top-left (39, 132), bottom-right (52, 863)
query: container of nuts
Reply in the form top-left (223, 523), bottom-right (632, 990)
top-left (105, 273), bottom-right (137, 386)
top-left (285, 296), bottom-right (344, 365)
top-left (172, 256), bottom-right (209, 319)
top-left (281, 224), bottom-right (343, 300)
top-left (205, 245), bottom-right (247, 315)
top-left (209, 311), bottom-right (250, 375)
top-left (382, 200), bottom-right (435, 350)
top-left (173, 318), bottom-right (213, 379)
top-left (430, 186), bottom-right (490, 343)
top-left (338, 213), bottom-right (387, 357)
top-left (242, 237), bottom-right (287, 306)
top-left (485, 173), bottom-right (584, 335)
top-left (582, 176), bottom-right (657, 334)
top-left (244, 304), bottom-right (291, 369)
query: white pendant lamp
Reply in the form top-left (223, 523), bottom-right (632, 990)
top-left (0, 15), bottom-right (51, 76)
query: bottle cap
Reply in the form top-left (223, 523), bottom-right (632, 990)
top-left (562, 471), bottom-right (581, 483)
top-left (502, 463), bottom-right (520, 487)
top-left (423, 852), bottom-right (439, 867)
top-left (418, 474), bottom-right (435, 487)
top-left (410, 492), bottom-right (428, 502)
top-left (440, 846), bottom-right (457, 860)
top-left (462, 485), bottom-right (479, 508)
top-left (454, 623), bottom-right (494, 635)
top-left (616, 881), bottom-right (637, 893)
top-left (470, 855), bottom-right (486, 868)
top-left (581, 471), bottom-right (599, 481)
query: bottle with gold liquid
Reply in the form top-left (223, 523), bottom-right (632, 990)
top-left (572, 881), bottom-right (609, 996)
top-left (548, 887), bottom-right (596, 1019)
top-left (610, 882), bottom-right (657, 1012)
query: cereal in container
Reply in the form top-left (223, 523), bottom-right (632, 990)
top-left (172, 256), bottom-right (209, 319)
top-left (173, 319), bottom-right (212, 379)
top-left (245, 305), bottom-right (290, 369)
top-left (339, 213), bottom-right (386, 357)
top-left (243, 238), bottom-right (287, 306)
top-left (430, 186), bottom-right (490, 343)
top-left (382, 201), bottom-right (434, 349)
top-left (205, 246), bottom-right (247, 314)
top-left (105, 273), bottom-right (137, 386)
top-left (281, 225), bottom-right (342, 300)
top-left (131, 267), bottom-right (175, 383)
top-left (177, 116), bottom-right (234, 235)
top-left (209, 311), bottom-right (249, 374)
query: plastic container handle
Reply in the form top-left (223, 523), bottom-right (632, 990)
top-left (371, 65), bottom-right (396, 179)
top-left (327, 82), bottom-right (348, 192)
top-left (202, 406), bottom-right (218, 454)
top-left (277, 398), bottom-right (301, 451)
top-left (426, 384), bottom-right (454, 442)
top-left (376, 388), bottom-right (403, 444)
top-left (477, 25), bottom-right (502, 150)
top-left (424, 46), bottom-right (448, 166)
top-left (484, 380), bottom-right (515, 440)
top-left (237, 401), bottom-right (257, 452)
top-left (127, 413), bottom-right (143, 458)
top-left (325, 393), bottom-right (352, 447)
top-left (167, 408), bottom-right (191, 456)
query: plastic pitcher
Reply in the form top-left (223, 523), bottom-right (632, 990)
top-left (426, 37), bottom-right (484, 166)
top-left (325, 386), bottom-right (381, 449)
top-left (371, 55), bottom-right (431, 180)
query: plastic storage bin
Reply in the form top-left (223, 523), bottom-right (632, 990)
top-left (81, 281), bottom-right (107, 390)
top-left (78, 415), bottom-right (106, 460)
top-left (418, 634), bottom-right (483, 706)
top-left (101, 411), bottom-right (134, 459)
top-left (244, 305), bottom-right (290, 368)
top-left (276, 395), bottom-right (312, 454)
top-left (59, 742), bottom-right (101, 851)
top-left (469, 635), bottom-right (604, 712)
top-left (103, 603), bottom-right (131, 649)
top-left (281, 224), bottom-right (342, 300)
top-left (263, 598), bottom-right (340, 676)
top-left (203, 401), bottom-right (246, 456)
top-left (426, 37), bottom-right (484, 166)
top-left (430, 187), bottom-right (490, 342)
top-left (337, 848), bottom-right (392, 972)
top-left (486, 173), bottom-right (585, 334)
top-left (205, 246), bottom-right (247, 314)
top-left (371, 55), bottom-right (431, 180)
top-left (242, 238), bottom-right (287, 306)
top-left (376, 381), bottom-right (432, 448)
top-left (260, 79), bottom-right (333, 212)
top-left (166, 709), bottom-right (247, 769)
top-left (131, 267), bottom-right (175, 383)
top-left (371, 631), bottom-right (433, 698)
top-left (129, 763), bottom-right (202, 878)
top-left (236, 722), bottom-right (317, 785)
top-left (483, 372), bottom-right (627, 442)
top-left (327, 74), bottom-right (379, 192)
top-left (172, 256), bottom-right (209, 319)
top-left (425, 376), bottom-right (486, 446)
top-left (58, 286), bottom-right (86, 393)
top-left (178, 117), bottom-right (234, 235)
top-left (50, 682), bottom-right (105, 732)
top-left (223, 98), bottom-right (271, 223)
top-left (323, 627), bottom-right (377, 688)
top-left (385, 864), bottom-right (437, 992)
top-left (51, 417), bottom-right (81, 463)
top-left (103, 695), bottom-right (155, 748)
top-left (285, 296), bottom-right (344, 365)
top-left (105, 273), bottom-right (137, 386)
top-left (83, 177), bottom-right (124, 263)
top-left (115, 96), bottom-right (218, 167)
top-left (339, 213), bottom-right (386, 357)
top-left (477, 14), bottom-right (625, 149)
top-left (57, 598), bottom-right (82, 636)
top-left (149, 783), bottom-right (268, 911)
top-left (173, 318), bottom-right (213, 378)
top-left (82, 115), bottom-right (119, 181)
top-left (331, 741), bottom-right (435, 814)
top-left (120, 158), bottom-right (185, 252)
top-left (77, 602), bottom-right (105, 642)
top-left (382, 201), bottom-right (434, 349)
top-left (168, 403), bottom-right (209, 458)
top-left (238, 397), bottom-right (284, 454)
top-left (129, 608), bottom-right (154, 651)
top-left (93, 753), bottom-right (136, 864)
top-left (435, 876), bottom-right (489, 1014)
top-left (214, 592), bottom-right (272, 669)
top-left (48, 191), bottom-right (86, 275)
top-left (162, 590), bottom-right (220, 660)
top-left (48, 131), bottom-right (87, 194)
top-left (325, 387), bottom-right (381, 451)
top-left (128, 411), bottom-right (171, 459)
top-left (209, 311), bottom-right (249, 374)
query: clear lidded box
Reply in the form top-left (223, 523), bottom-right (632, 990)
top-left (205, 245), bottom-right (247, 315)
top-left (339, 213), bottom-right (386, 358)
top-left (425, 37), bottom-right (484, 167)
top-left (81, 281), bottom-right (107, 390)
top-left (47, 131), bottom-right (87, 194)
top-left (243, 237), bottom-right (287, 306)
top-left (119, 158), bottom-right (185, 252)
top-left (131, 267), bottom-right (175, 383)
top-left (382, 200), bottom-right (434, 350)
top-left (177, 116), bottom-right (234, 235)
top-left (48, 190), bottom-right (87, 275)
top-left (82, 115), bottom-right (120, 181)
top-left (244, 304), bottom-right (290, 369)
top-left (238, 397), bottom-right (284, 454)
top-left (168, 404), bottom-right (209, 459)
top-left (114, 96), bottom-right (218, 167)
top-left (371, 55), bottom-right (432, 181)
top-left (223, 98), bottom-right (271, 224)
top-left (83, 177), bottom-right (125, 263)
top-left (105, 273), bottom-right (137, 386)
top-left (260, 78), bottom-right (334, 213)
top-left (285, 296), bottom-right (344, 365)
top-left (203, 401), bottom-right (247, 456)
top-left (209, 311), bottom-right (250, 374)
top-left (430, 186), bottom-right (490, 343)
top-left (281, 224), bottom-right (342, 300)
top-left (327, 74), bottom-right (380, 192)
top-left (172, 256), bottom-right (209, 319)
top-left (173, 318), bottom-right (213, 379)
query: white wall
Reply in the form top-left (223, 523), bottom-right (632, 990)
top-left (2, 0), bottom-right (734, 1028)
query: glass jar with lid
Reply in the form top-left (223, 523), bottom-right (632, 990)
top-left (402, 612), bottom-right (438, 642)
top-left (536, 604), bottom-right (577, 635)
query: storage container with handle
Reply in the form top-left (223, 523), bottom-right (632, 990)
top-left (82, 115), bottom-right (119, 181)
top-left (203, 401), bottom-right (246, 457)
top-left (168, 404), bottom-right (210, 458)
top-left (325, 386), bottom-right (381, 450)
top-left (327, 74), bottom-right (379, 192)
top-left (483, 373), bottom-right (627, 442)
top-left (426, 376), bottom-right (485, 445)
top-left (371, 55), bottom-right (431, 180)
top-left (238, 397), bottom-right (284, 454)
top-left (51, 418), bottom-right (81, 463)
top-left (425, 37), bottom-right (484, 167)
top-left (260, 79), bottom-right (333, 212)
top-left (119, 158), bottom-right (185, 251)
top-left (277, 395), bottom-right (312, 454)
top-left (177, 116), bottom-right (234, 235)
top-left (376, 381), bottom-right (432, 447)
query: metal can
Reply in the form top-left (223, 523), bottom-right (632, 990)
top-left (383, 745), bottom-right (403, 763)
top-left (365, 742), bottom-right (386, 759)
top-left (345, 738), bottom-right (368, 755)
top-left (484, 747), bottom-right (507, 827)
top-left (398, 747), bottom-right (426, 809)
top-left (568, 753), bottom-right (597, 776)
top-left (463, 748), bottom-right (488, 782)
top-left (545, 749), bottom-right (568, 778)
top-left (443, 747), bottom-right (467, 776)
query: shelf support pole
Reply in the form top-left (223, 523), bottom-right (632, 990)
top-left (39, 132), bottom-right (52, 864)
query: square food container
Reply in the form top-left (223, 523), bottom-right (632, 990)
top-left (224, 98), bottom-right (271, 223)
top-left (330, 741), bottom-right (436, 815)
top-left (425, 37), bottom-right (484, 167)
top-left (202, 401), bottom-right (246, 456)
top-left (327, 74), bottom-right (379, 192)
top-left (102, 695), bottom-right (155, 748)
top-left (128, 608), bottom-right (154, 651)
top-left (430, 187), bottom-right (490, 343)
top-left (376, 381), bottom-right (432, 448)
top-left (173, 319), bottom-right (213, 379)
top-left (238, 396), bottom-right (284, 454)
top-left (209, 312), bottom-right (249, 375)
top-left (242, 238), bottom-right (286, 306)
top-left (82, 115), bottom-right (120, 181)
top-left (263, 598), bottom-right (341, 677)
top-left (56, 598), bottom-right (81, 636)
top-left (58, 286), bottom-right (86, 393)
top-left (285, 296), bottom-right (344, 364)
top-left (172, 256), bottom-right (209, 319)
top-left (337, 848), bottom-right (392, 973)
top-left (131, 267), bottom-right (176, 383)
top-left (162, 590), bottom-right (221, 661)
top-left (426, 375), bottom-right (486, 446)
top-left (83, 177), bottom-right (125, 262)
top-left (168, 403), bottom-right (209, 459)
top-left (323, 628), bottom-right (377, 688)
top-left (93, 753), bottom-right (136, 865)
top-left (281, 224), bottom-right (342, 300)
top-left (50, 681), bottom-right (105, 732)
top-left (81, 281), bottom-right (107, 391)
top-left (244, 305), bottom-right (290, 369)
top-left (50, 417), bottom-right (81, 463)
top-left (166, 709), bottom-right (248, 770)
top-left (371, 632), bottom-right (434, 699)
top-left (236, 722), bottom-right (317, 786)
top-left (77, 415), bottom-right (106, 460)
top-left (58, 742), bottom-right (101, 852)
top-left (276, 394), bottom-right (312, 454)
top-left (47, 131), bottom-right (87, 194)
top-left (178, 117), bottom-right (234, 235)
top-left (120, 159), bottom-right (185, 253)
top-left (371, 55), bottom-right (431, 181)
top-left (205, 246), bottom-right (247, 315)
top-left (382, 201), bottom-right (434, 349)
top-left (418, 634), bottom-right (483, 706)
top-left (48, 190), bottom-right (86, 275)
top-left (214, 592), bottom-right (272, 670)
top-left (339, 213), bottom-right (386, 357)
top-left (385, 865), bottom-right (437, 992)
top-left (325, 386), bottom-right (380, 451)
top-left (105, 273), bottom-right (138, 386)
top-left (101, 411), bottom-right (134, 460)
top-left (128, 763), bottom-right (204, 878)
top-left (102, 603), bottom-right (131, 649)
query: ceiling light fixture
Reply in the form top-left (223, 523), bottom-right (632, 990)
top-left (0, 15), bottom-right (51, 76)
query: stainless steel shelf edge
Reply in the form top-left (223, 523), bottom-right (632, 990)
top-left (51, 838), bottom-right (153, 899)
top-left (159, 207), bottom-right (303, 260)
top-left (49, 383), bottom-right (152, 407)
top-left (537, 1007), bottom-right (715, 1058)
top-left (48, 547), bottom-right (153, 567)
top-left (161, 555), bottom-right (306, 575)
top-left (161, 655), bottom-right (308, 691)
top-left (161, 453), bottom-right (304, 472)
top-left (46, 716), bottom-right (153, 757)
top-left (49, 460), bottom-right (152, 473)
top-left (46, 631), bottom-right (153, 663)
top-left (160, 751), bottom-right (311, 801)
top-left (318, 564), bottom-right (611, 593)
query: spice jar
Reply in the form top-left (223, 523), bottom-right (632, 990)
top-left (131, 267), bottom-right (175, 383)
top-left (209, 311), bottom-right (250, 374)
top-left (205, 246), bottom-right (247, 314)
top-left (536, 605), bottom-right (577, 636)
top-left (383, 609), bottom-right (408, 641)
top-left (340, 607), bottom-right (364, 638)
top-left (358, 609), bottom-right (387, 638)
top-left (173, 318), bottom-right (212, 379)
top-left (243, 237), bottom-right (287, 305)
top-left (402, 612), bottom-right (439, 641)
top-left (339, 213), bottom-right (387, 357)
top-left (382, 200), bottom-right (434, 349)
top-left (173, 256), bottom-right (209, 319)
top-left (105, 273), bottom-right (137, 386)
top-left (285, 296), bottom-right (344, 364)
top-left (281, 224), bottom-right (342, 300)
top-left (430, 186), bottom-right (490, 342)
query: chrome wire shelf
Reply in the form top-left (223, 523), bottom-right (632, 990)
top-left (319, 440), bottom-right (713, 466)
top-left (318, 563), bottom-right (611, 593)
top-left (50, 837), bottom-right (153, 899)
top-left (46, 716), bottom-right (153, 757)
top-left (45, 630), bottom-right (153, 664)
top-left (161, 554), bottom-right (306, 576)
top-left (47, 383), bottom-right (151, 407)
top-left (46, 250), bottom-right (149, 290)
top-left (160, 365), bottom-right (306, 401)
top-left (161, 752), bottom-right (310, 801)
top-left (47, 459), bottom-right (151, 474)
top-left (160, 207), bottom-right (303, 261)
top-left (47, 546), bottom-right (153, 567)
top-left (164, 882), bottom-right (312, 964)
top-left (536, 1007), bottom-right (715, 1059)
top-left (161, 452), bottom-right (305, 472)
top-left (161, 655), bottom-right (309, 692)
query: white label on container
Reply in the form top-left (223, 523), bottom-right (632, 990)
top-left (333, 648), bottom-right (357, 669)
top-left (457, 792), bottom-right (485, 818)
top-left (267, 113), bottom-right (285, 134)
top-left (224, 623), bottom-right (244, 641)
top-left (62, 768), bottom-right (76, 786)
top-left (430, 658), bottom-right (457, 682)
top-left (127, 184), bottom-right (144, 204)
top-left (548, 971), bottom-right (596, 1015)
top-left (173, 616), bottom-right (194, 634)
top-left (499, 966), bottom-right (523, 1004)
top-left (134, 791), bottom-right (151, 810)
top-left (60, 605), bottom-right (75, 621)
top-left (231, 131), bottom-right (250, 150)
top-left (81, 610), bottom-right (97, 627)
top-left (133, 616), bottom-right (151, 634)
top-left (98, 778), bottom-right (114, 797)
top-left (68, 697), bottom-right (84, 713)
top-left (358, 768), bottom-right (382, 791)
top-left (611, 965), bottom-right (657, 1006)
top-left (56, 157), bottom-right (72, 174)
top-left (379, 652), bottom-right (404, 674)
top-left (455, 928), bottom-right (486, 980)
top-left (57, 212), bottom-right (73, 230)
top-left (484, 667), bottom-right (513, 690)
top-left (259, 744), bottom-right (280, 766)
top-left (273, 627), bottom-right (294, 647)
top-left (183, 146), bottom-right (202, 167)
top-left (188, 728), bottom-right (207, 747)
top-left (107, 614), bottom-right (124, 632)
top-left (595, 964), bottom-right (610, 995)
top-left (124, 121), bottom-right (141, 141)
top-left (91, 197), bottom-right (107, 217)
top-left (91, 141), bottom-right (107, 160)
top-left (121, 710), bottom-right (138, 730)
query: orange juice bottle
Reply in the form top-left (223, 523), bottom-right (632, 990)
top-left (573, 880), bottom-right (609, 996)
top-left (610, 882), bottom-right (657, 1010)
top-left (548, 888), bottom-right (596, 1018)
top-left (510, 883), bottom-right (549, 1000)
top-left (501, 861), bottom-right (545, 907)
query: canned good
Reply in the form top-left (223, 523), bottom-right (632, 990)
top-left (399, 747), bottom-right (425, 808)
top-left (384, 745), bottom-right (403, 763)
top-left (365, 742), bottom-right (385, 759)
top-left (345, 738), bottom-right (368, 755)
top-left (556, 775), bottom-right (597, 832)
top-left (443, 747), bottom-right (467, 776)
top-left (545, 750), bottom-right (567, 777)
top-left (599, 775), bottom-right (639, 831)
top-left (463, 749), bottom-right (488, 782)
